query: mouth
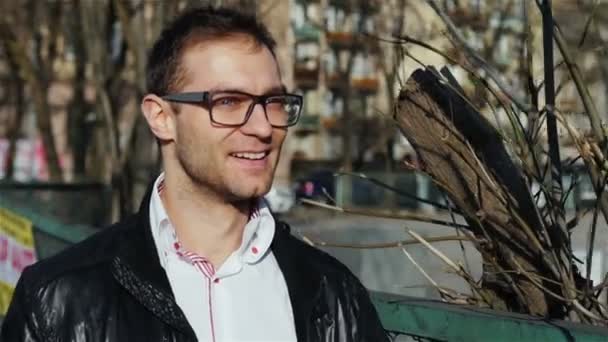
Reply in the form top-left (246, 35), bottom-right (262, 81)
top-left (229, 151), bottom-right (270, 160)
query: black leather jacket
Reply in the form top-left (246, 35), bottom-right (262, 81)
top-left (1, 189), bottom-right (388, 342)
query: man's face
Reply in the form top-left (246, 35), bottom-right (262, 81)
top-left (170, 38), bottom-right (287, 201)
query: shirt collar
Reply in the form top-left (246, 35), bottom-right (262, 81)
top-left (237, 198), bottom-right (275, 264)
top-left (149, 173), bottom-right (172, 268)
top-left (149, 173), bottom-right (276, 269)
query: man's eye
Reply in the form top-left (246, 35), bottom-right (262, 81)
top-left (216, 97), bottom-right (240, 106)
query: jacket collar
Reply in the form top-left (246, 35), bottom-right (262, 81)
top-left (111, 182), bottom-right (322, 340)
top-left (111, 183), bottom-right (196, 337)
top-left (272, 222), bottom-right (322, 341)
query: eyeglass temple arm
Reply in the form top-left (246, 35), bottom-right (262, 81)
top-left (162, 92), bottom-right (208, 103)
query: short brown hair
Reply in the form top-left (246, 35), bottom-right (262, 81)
top-left (145, 6), bottom-right (277, 96)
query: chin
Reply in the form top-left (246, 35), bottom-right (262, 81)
top-left (249, 184), bottom-right (272, 198)
top-left (228, 182), bottom-right (271, 200)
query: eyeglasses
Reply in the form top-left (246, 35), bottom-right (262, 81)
top-left (162, 90), bottom-right (303, 128)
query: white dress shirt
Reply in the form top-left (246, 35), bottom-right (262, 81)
top-left (149, 174), bottom-right (297, 342)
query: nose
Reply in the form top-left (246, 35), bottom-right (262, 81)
top-left (240, 103), bottom-right (273, 138)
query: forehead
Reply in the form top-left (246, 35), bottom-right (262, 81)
top-left (179, 38), bottom-right (282, 93)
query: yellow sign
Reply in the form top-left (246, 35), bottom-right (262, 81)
top-left (0, 207), bottom-right (36, 315)
top-left (0, 208), bottom-right (34, 246)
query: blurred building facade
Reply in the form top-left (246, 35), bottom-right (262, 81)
top-left (1, 0), bottom-right (608, 207)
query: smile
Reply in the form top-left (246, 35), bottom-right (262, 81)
top-left (229, 151), bottom-right (269, 160)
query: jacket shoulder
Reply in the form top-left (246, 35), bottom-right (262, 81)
top-left (23, 214), bottom-right (139, 289)
top-left (276, 222), bottom-right (360, 282)
top-left (275, 222), bottom-right (389, 341)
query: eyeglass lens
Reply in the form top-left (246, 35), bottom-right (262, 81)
top-left (210, 92), bottom-right (301, 126)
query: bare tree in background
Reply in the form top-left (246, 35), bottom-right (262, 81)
top-left (0, 36), bottom-right (26, 180)
top-left (298, 0), bottom-right (608, 324)
top-left (388, 0), bottom-right (608, 323)
top-left (0, 0), bottom-right (260, 220)
top-left (0, 1), bottom-right (63, 180)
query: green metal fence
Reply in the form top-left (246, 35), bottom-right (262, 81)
top-left (372, 292), bottom-right (608, 341)
top-left (0, 196), bottom-right (96, 259)
top-left (2, 195), bottom-right (608, 341)
top-left (0, 181), bottom-right (112, 226)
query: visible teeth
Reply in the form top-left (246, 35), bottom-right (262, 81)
top-left (232, 152), bottom-right (266, 160)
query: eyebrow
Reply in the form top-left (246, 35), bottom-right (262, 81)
top-left (209, 84), bottom-right (287, 95)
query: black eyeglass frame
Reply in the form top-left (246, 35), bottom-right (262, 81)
top-left (161, 90), bottom-right (303, 128)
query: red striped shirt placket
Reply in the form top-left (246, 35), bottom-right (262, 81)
top-left (175, 242), bottom-right (218, 342)
top-left (158, 177), bottom-right (265, 341)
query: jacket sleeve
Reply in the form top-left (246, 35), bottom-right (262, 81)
top-left (1, 267), bottom-right (43, 342)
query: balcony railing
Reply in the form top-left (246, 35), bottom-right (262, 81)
top-left (294, 64), bottom-right (319, 90)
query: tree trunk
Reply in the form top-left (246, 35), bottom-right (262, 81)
top-left (2, 40), bottom-right (25, 180)
top-left (0, 22), bottom-right (62, 181)
top-left (68, 0), bottom-right (90, 179)
top-left (394, 67), bottom-right (570, 317)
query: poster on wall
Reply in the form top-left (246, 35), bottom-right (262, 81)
top-left (0, 138), bottom-right (50, 182)
top-left (0, 207), bottom-right (37, 315)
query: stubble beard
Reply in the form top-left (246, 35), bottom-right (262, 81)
top-left (176, 143), bottom-right (274, 203)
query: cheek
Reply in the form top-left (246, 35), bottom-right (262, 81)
top-left (176, 119), bottom-right (213, 162)
top-left (273, 130), bottom-right (287, 149)
top-left (176, 114), bottom-right (212, 147)
top-left (175, 119), bottom-right (196, 150)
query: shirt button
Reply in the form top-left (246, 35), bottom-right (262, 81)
top-left (251, 246), bottom-right (259, 254)
top-left (214, 278), bottom-right (220, 284)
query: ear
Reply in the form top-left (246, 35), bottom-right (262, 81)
top-left (141, 94), bottom-right (175, 141)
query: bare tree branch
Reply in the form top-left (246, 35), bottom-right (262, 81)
top-left (424, 0), bottom-right (532, 112)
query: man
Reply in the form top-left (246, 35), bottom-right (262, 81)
top-left (1, 7), bottom-right (388, 342)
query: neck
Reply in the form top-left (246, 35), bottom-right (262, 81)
top-left (161, 170), bottom-right (252, 268)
